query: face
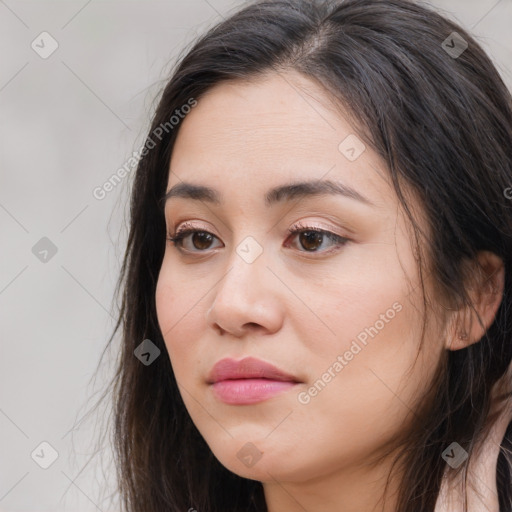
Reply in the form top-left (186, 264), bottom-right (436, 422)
top-left (155, 71), bottom-right (446, 484)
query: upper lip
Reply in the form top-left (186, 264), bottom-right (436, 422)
top-left (207, 356), bottom-right (300, 384)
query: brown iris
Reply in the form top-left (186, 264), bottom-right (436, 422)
top-left (191, 232), bottom-right (214, 250)
top-left (299, 231), bottom-right (324, 251)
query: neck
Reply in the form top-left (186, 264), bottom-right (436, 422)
top-left (262, 452), bottom-right (402, 512)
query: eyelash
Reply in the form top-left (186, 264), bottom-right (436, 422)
top-left (166, 221), bottom-right (350, 256)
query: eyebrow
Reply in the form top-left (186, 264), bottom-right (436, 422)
top-left (163, 179), bottom-right (376, 208)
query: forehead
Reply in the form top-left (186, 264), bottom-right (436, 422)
top-left (167, 71), bottom-right (394, 208)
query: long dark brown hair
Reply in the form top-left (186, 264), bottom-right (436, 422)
top-left (91, 0), bottom-right (512, 510)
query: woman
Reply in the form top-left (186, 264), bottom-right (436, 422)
top-left (103, 0), bottom-right (512, 510)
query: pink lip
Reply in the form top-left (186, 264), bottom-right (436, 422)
top-left (207, 357), bottom-right (301, 405)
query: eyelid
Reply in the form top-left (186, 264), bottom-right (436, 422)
top-left (171, 218), bottom-right (347, 239)
top-left (173, 220), bottom-right (212, 236)
top-left (287, 220), bottom-right (347, 238)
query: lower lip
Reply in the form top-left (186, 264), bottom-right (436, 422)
top-left (211, 379), bottom-right (298, 405)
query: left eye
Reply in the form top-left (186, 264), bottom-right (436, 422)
top-left (285, 227), bottom-right (349, 253)
top-left (167, 226), bottom-right (349, 254)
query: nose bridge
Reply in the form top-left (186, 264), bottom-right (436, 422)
top-left (207, 235), bottom-right (284, 334)
top-left (218, 234), bottom-right (268, 302)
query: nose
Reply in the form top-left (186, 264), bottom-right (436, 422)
top-left (206, 248), bottom-right (285, 337)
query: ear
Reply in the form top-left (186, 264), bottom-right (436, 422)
top-left (445, 251), bottom-right (505, 351)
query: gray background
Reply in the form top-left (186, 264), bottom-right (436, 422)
top-left (1, 1), bottom-right (511, 511)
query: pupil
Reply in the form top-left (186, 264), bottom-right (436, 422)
top-left (193, 232), bottom-right (213, 250)
top-left (300, 231), bottom-right (323, 251)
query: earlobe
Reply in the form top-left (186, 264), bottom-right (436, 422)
top-left (445, 308), bottom-right (471, 351)
top-left (445, 251), bottom-right (505, 352)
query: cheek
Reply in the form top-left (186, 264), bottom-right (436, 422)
top-left (304, 278), bottom-right (440, 446)
top-left (301, 250), bottom-right (433, 423)
top-left (155, 264), bottom-right (205, 377)
top-left (308, 258), bottom-right (412, 360)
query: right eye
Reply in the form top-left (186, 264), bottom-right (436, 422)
top-left (167, 227), bottom-right (224, 253)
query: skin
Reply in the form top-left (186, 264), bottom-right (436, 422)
top-left (155, 70), bottom-right (505, 512)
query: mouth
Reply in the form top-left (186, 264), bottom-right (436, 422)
top-left (210, 378), bottom-right (299, 405)
top-left (207, 356), bottom-right (302, 405)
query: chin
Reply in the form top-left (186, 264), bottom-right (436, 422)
top-left (205, 438), bottom-right (279, 479)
